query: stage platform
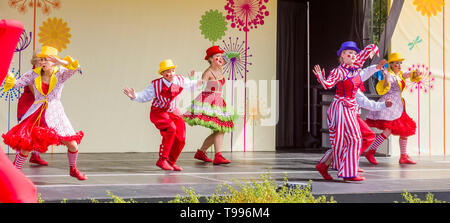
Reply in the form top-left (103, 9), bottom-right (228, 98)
top-left (8, 151), bottom-right (450, 203)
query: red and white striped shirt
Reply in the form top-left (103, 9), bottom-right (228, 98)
top-left (133, 75), bottom-right (198, 113)
top-left (314, 44), bottom-right (379, 90)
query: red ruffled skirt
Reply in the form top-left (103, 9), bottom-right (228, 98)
top-left (365, 110), bottom-right (416, 137)
top-left (183, 91), bottom-right (238, 132)
top-left (2, 105), bottom-right (84, 153)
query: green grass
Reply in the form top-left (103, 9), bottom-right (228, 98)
top-left (169, 173), bottom-right (336, 203)
top-left (36, 172), bottom-right (446, 203)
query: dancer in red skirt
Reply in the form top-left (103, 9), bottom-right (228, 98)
top-left (123, 59), bottom-right (202, 171)
top-left (365, 52), bottom-right (421, 165)
top-left (2, 46), bottom-right (86, 180)
top-left (183, 46), bottom-right (238, 165)
top-left (16, 53), bottom-right (48, 166)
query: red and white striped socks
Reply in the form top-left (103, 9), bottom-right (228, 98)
top-left (13, 152), bottom-right (28, 169)
top-left (399, 138), bottom-right (408, 154)
top-left (67, 150), bottom-right (78, 168)
top-left (369, 133), bottom-right (387, 152)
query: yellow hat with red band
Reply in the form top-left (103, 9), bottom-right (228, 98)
top-left (158, 59), bottom-right (177, 75)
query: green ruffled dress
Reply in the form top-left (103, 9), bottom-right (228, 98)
top-left (183, 78), bottom-right (238, 132)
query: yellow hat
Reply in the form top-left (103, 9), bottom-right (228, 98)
top-left (387, 52), bottom-right (405, 63)
top-left (36, 46), bottom-right (60, 59)
top-left (158, 59), bottom-right (177, 75)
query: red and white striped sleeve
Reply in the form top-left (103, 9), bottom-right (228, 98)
top-left (315, 67), bottom-right (345, 90)
top-left (353, 44), bottom-right (379, 68)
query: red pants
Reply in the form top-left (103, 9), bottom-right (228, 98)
top-left (150, 108), bottom-right (186, 164)
top-left (357, 115), bottom-right (376, 156)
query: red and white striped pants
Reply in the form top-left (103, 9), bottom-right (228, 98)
top-left (327, 97), bottom-right (362, 178)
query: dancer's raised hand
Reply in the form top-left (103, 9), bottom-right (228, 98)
top-left (123, 86), bottom-right (136, 99)
top-left (313, 65), bottom-right (324, 78)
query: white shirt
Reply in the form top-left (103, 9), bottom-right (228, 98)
top-left (355, 89), bottom-right (386, 114)
top-left (132, 76), bottom-right (198, 103)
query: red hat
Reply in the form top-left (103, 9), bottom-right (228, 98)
top-left (205, 46), bottom-right (224, 60)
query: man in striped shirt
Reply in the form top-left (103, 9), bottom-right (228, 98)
top-left (123, 59), bottom-right (202, 171)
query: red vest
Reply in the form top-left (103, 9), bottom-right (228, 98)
top-left (151, 76), bottom-right (185, 113)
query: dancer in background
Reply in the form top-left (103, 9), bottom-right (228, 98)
top-left (123, 59), bottom-right (203, 171)
top-left (313, 41), bottom-right (382, 181)
top-left (16, 52), bottom-right (48, 166)
top-left (2, 46), bottom-right (87, 180)
top-left (365, 52), bottom-right (421, 165)
top-left (183, 46), bottom-right (238, 165)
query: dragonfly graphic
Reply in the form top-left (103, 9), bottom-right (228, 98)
top-left (408, 36), bottom-right (423, 50)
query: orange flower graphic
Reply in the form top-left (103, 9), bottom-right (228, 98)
top-left (38, 17), bottom-right (71, 52)
top-left (413, 0), bottom-right (444, 17)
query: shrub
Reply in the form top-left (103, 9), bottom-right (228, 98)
top-left (170, 172), bottom-right (336, 203)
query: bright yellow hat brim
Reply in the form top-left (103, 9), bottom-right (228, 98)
top-left (158, 65), bottom-right (177, 75)
top-left (36, 46), bottom-right (60, 59)
top-left (387, 53), bottom-right (405, 63)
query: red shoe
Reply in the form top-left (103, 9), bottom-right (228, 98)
top-left (364, 149), bottom-right (378, 165)
top-left (399, 154), bottom-right (416, 164)
top-left (69, 166), bottom-right (87, 181)
top-left (156, 158), bottom-right (174, 170)
top-left (194, 150), bottom-right (213, 162)
top-left (168, 160), bottom-right (183, 171)
top-left (315, 163), bottom-right (333, 180)
top-left (213, 152), bottom-right (231, 165)
top-left (344, 175), bottom-right (365, 181)
top-left (30, 152), bottom-right (48, 166)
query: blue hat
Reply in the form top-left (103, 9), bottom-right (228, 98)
top-left (337, 41), bottom-right (360, 57)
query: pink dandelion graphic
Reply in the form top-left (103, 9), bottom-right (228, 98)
top-left (407, 63), bottom-right (435, 155)
top-left (225, 0), bottom-right (270, 32)
top-left (225, 0), bottom-right (269, 151)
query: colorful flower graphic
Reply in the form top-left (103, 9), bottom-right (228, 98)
top-left (412, 0), bottom-right (443, 153)
top-left (225, 0), bottom-right (270, 32)
top-left (406, 64), bottom-right (435, 155)
top-left (8, 0), bottom-right (60, 15)
top-left (15, 31), bottom-right (32, 53)
top-left (221, 37), bottom-right (252, 152)
top-left (38, 17), bottom-right (72, 52)
top-left (407, 64), bottom-right (435, 94)
top-left (221, 37), bottom-right (252, 81)
top-left (200, 9), bottom-right (228, 44)
top-left (224, 0), bottom-right (270, 151)
top-left (413, 0), bottom-right (444, 17)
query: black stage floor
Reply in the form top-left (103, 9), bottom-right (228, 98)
top-left (8, 151), bottom-right (450, 203)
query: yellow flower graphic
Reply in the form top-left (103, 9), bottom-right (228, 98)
top-left (38, 17), bottom-right (71, 52)
top-left (413, 0), bottom-right (444, 17)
